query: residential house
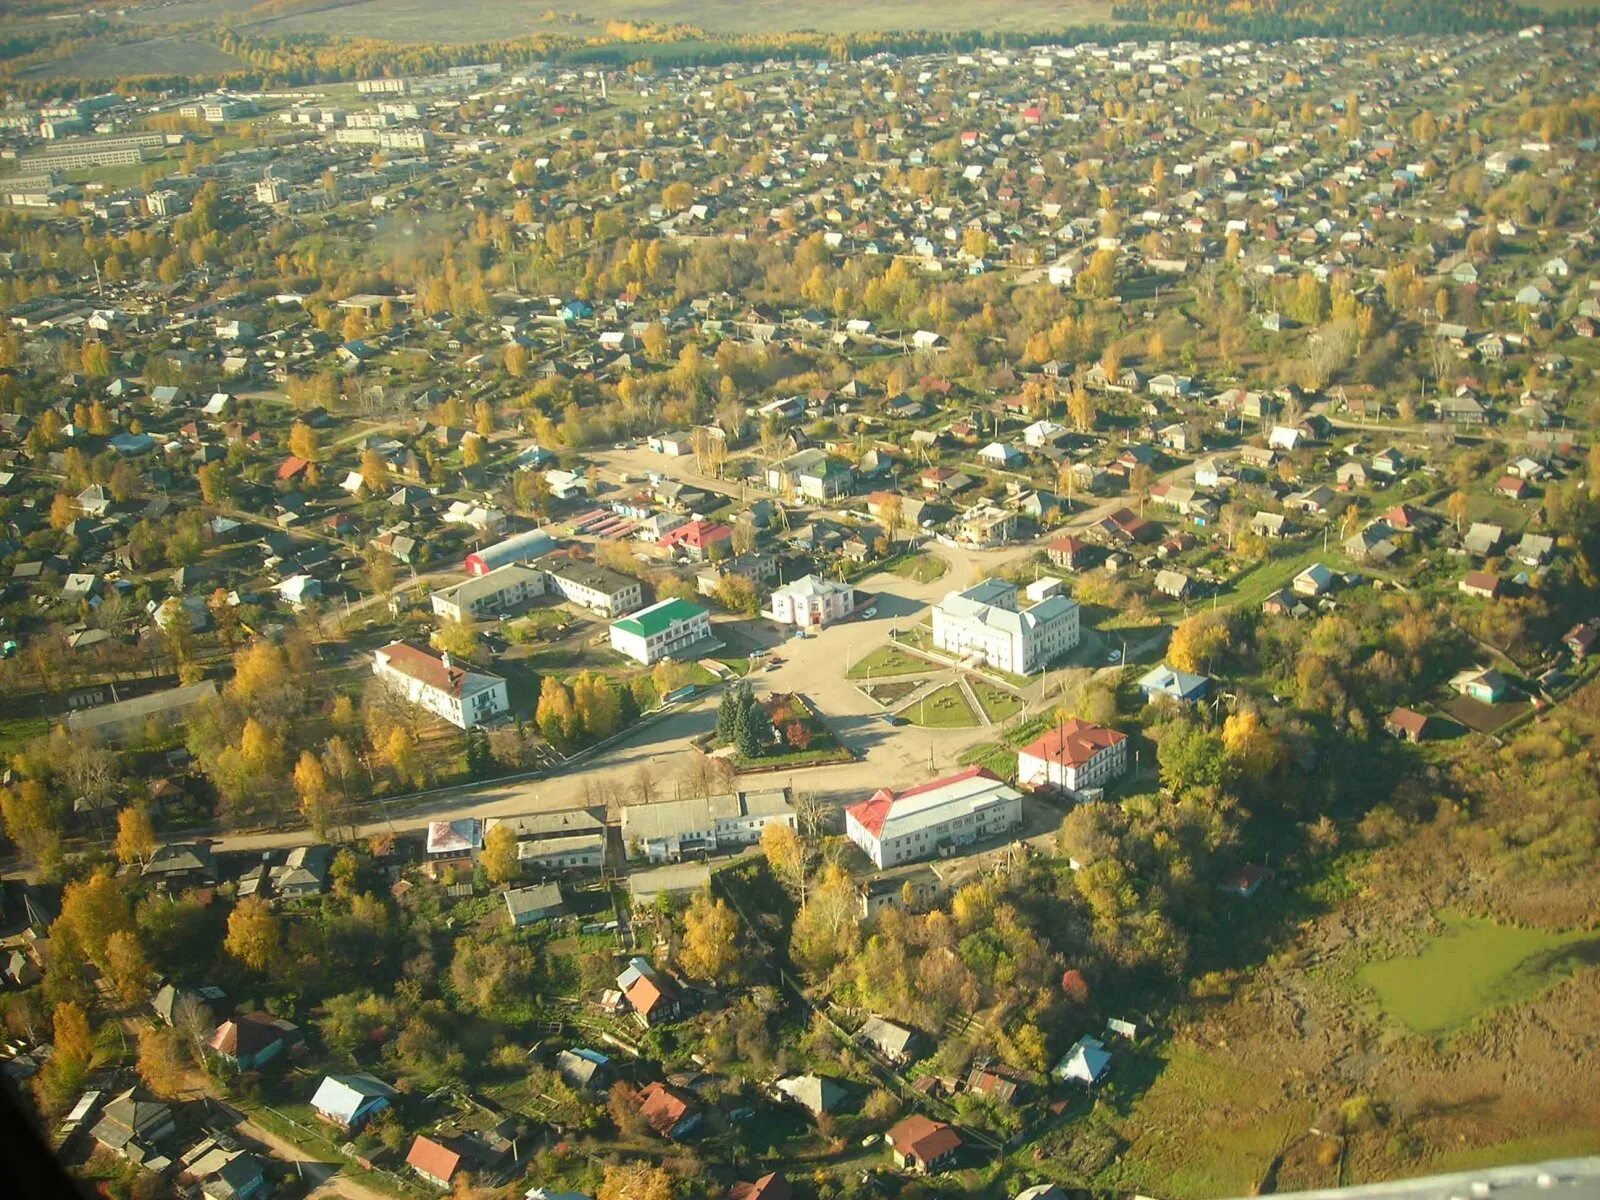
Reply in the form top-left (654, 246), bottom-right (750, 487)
top-left (616, 957), bottom-right (681, 1026)
top-left (774, 1074), bottom-right (847, 1118)
top-left (1138, 663), bottom-right (1210, 704)
top-left (1451, 666), bottom-right (1508, 704)
top-left (1292, 562), bottom-right (1336, 598)
top-left (857, 1016), bottom-right (921, 1064)
top-left (884, 1115), bottom-right (961, 1174)
top-left (208, 1012), bottom-right (299, 1070)
top-left (556, 1048), bottom-right (613, 1092)
top-left (638, 1081), bottom-right (702, 1140)
top-left (1053, 1035), bottom-right (1112, 1085)
top-left (505, 882), bottom-right (566, 927)
top-left (406, 1135), bottom-right (464, 1190)
top-left (1046, 535), bottom-right (1097, 572)
top-left (311, 1074), bottom-right (398, 1133)
top-left (1384, 708), bottom-right (1430, 744)
top-left (1460, 570), bottom-right (1502, 599)
top-left (91, 1088), bottom-right (177, 1166)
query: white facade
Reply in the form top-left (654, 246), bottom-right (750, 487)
top-left (609, 598), bottom-right (711, 665)
top-left (547, 565), bottom-right (642, 616)
top-left (372, 643), bottom-right (509, 730)
top-left (932, 580), bottom-right (1079, 674)
top-left (770, 574), bottom-right (855, 628)
top-left (430, 563), bottom-right (545, 621)
top-left (846, 769), bottom-right (1023, 869)
top-left (1016, 720), bottom-right (1128, 796)
top-left (621, 789), bottom-right (796, 863)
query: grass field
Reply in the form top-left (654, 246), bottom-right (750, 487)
top-left (845, 645), bottom-right (930, 679)
top-left (1359, 912), bottom-right (1600, 1037)
top-left (970, 678), bottom-right (1023, 723)
top-left (1100, 1042), bottom-right (1316, 1200)
top-left (20, 37), bottom-right (247, 80)
top-left (902, 682), bottom-right (978, 728)
top-left (888, 552), bottom-right (948, 584)
top-left (127, 0), bottom-right (1115, 41)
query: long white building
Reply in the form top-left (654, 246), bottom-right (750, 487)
top-left (430, 563), bottom-right (546, 622)
top-left (846, 767), bottom-right (1023, 869)
top-left (621, 788), bottom-right (796, 863)
top-left (931, 579), bottom-right (1079, 674)
top-left (372, 642), bottom-right (508, 730)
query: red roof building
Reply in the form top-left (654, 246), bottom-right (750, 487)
top-left (637, 1081), bottom-right (702, 1139)
top-left (405, 1135), bottom-right (463, 1188)
top-left (658, 519), bottom-right (733, 561)
top-left (1016, 719), bottom-right (1129, 796)
top-left (845, 767), bottom-right (1022, 869)
top-left (885, 1114), bottom-right (962, 1173)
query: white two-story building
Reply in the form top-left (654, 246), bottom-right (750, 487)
top-left (1016, 719), bottom-right (1128, 797)
top-left (846, 767), bottom-right (1022, 869)
top-left (372, 642), bottom-right (508, 730)
top-left (769, 574), bottom-right (856, 629)
top-left (609, 598), bottom-right (711, 665)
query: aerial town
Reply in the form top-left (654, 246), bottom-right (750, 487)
top-left (1, 5), bottom-right (1599, 1200)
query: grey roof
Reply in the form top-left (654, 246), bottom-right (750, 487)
top-left (65, 681), bottom-right (218, 739)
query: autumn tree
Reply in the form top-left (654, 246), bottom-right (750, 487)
top-left (481, 822), bottom-right (520, 885)
top-left (56, 869), bottom-right (133, 967)
top-left (224, 896), bottom-right (280, 973)
top-left (1168, 611), bottom-right (1230, 674)
top-left (136, 1024), bottom-right (186, 1099)
top-left (598, 1162), bottom-right (673, 1200)
top-left (678, 889), bottom-right (738, 983)
top-left (103, 930), bottom-right (153, 1006)
top-left (358, 448), bottom-right (390, 493)
top-left (1, 781), bottom-right (65, 873)
top-left (761, 821), bottom-right (813, 904)
top-left (293, 749), bottom-right (334, 838)
top-left (50, 1001), bottom-right (94, 1088)
top-left (113, 804), bottom-right (156, 866)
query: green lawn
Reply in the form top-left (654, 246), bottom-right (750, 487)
top-left (902, 683), bottom-right (979, 728)
top-left (0, 713), bottom-right (48, 757)
top-left (1358, 912), bottom-right (1600, 1037)
top-left (1222, 542), bottom-right (1327, 611)
top-left (846, 645), bottom-right (933, 679)
top-left (970, 679), bottom-right (1024, 723)
top-left (1098, 1043), bottom-right (1316, 1200)
top-left (888, 552), bottom-right (948, 584)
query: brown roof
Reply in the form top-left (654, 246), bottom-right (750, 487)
top-left (624, 972), bottom-right (671, 1017)
top-left (637, 1081), bottom-right (697, 1136)
top-left (207, 1012), bottom-right (296, 1058)
top-left (1021, 719), bottom-right (1126, 768)
top-left (887, 1114), bottom-right (961, 1163)
top-left (729, 1173), bottom-right (793, 1200)
top-left (1386, 707), bottom-right (1429, 736)
top-left (376, 641), bottom-right (470, 698)
top-left (406, 1135), bottom-right (462, 1183)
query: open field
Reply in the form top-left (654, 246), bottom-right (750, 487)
top-left (18, 36), bottom-right (247, 80)
top-left (1359, 913), bottom-right (1600, 1037)
top-left (118, 0), bottom-right (1115, 41)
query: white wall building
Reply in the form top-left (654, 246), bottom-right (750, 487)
top-left (372, 642), bottom-right (508, 730)
top-left (546, 564), bottom-right (642, 616)
top-left (621, 788), bottom-right (796, 862)
top-left (769, 574), bottom-right (856, 628)
top-left (1016, 719), bottom-right (1128, 796)
top-left (429, 563), bottom-right (545, 622)
top-left (931, 579), bottom-right (1079, 674)
top-left (846, 768), bottom-right (1023, 869)
top-left (609, 598), bottom-right (710, 665)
